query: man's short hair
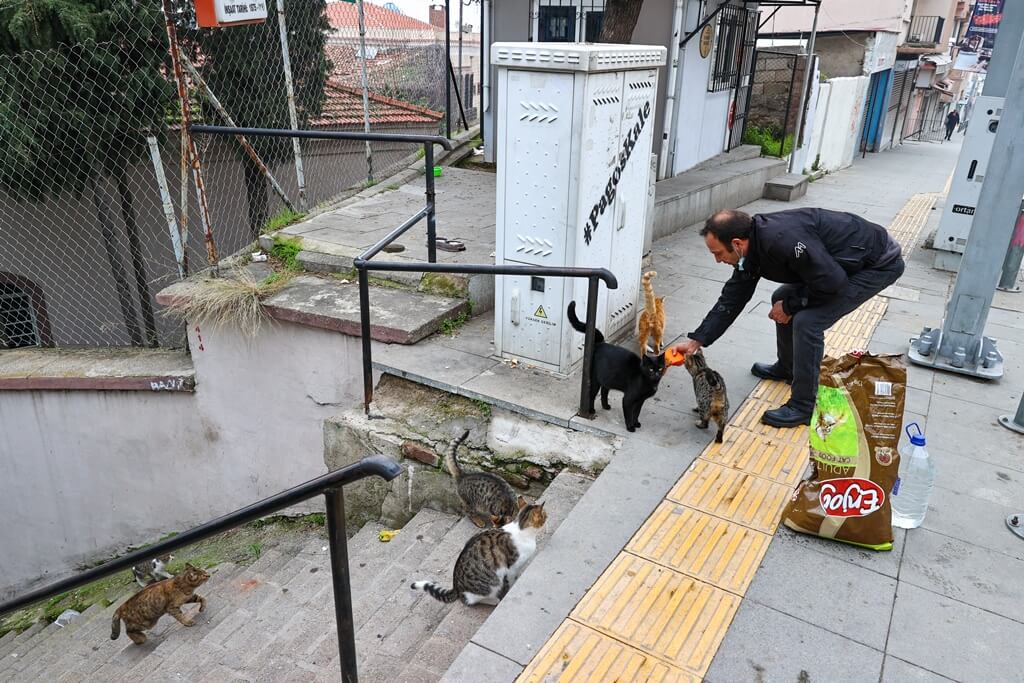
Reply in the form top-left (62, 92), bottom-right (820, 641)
top-left (700, 210), bottom-right (753, 251)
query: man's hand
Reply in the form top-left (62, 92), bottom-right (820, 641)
top-left (673, 338), bottom-right (703, 356)
top-left (768, 301), bottom-right (792, 325)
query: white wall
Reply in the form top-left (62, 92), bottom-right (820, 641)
top-left (805, 76), bottom-right (869, 172)
top-left (0, 319), bottom-right (363, 599)
top-left (791, 58), bottom-right (822, 174)
top-left (670, 0), bottom-right (732, 173)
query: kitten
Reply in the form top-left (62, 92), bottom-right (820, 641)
top-left (684, 350), bottom-right (730, 443)
top-left (567, 301), bottom-right (666, 432)
top-left (637, 271), bottom-right (665, 356)
top-left (132, 553), bottom-right (175, 588)
top-left (111, 563), bottom-right (209, 645)
top-left (445, 430), bottom-right (522, 528)
top-left (411, 501), bottom-right (547, 606)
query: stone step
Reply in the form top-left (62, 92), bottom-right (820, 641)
top-left (0, 621), bottom-right (46, 664)
top-left (764, 172), bottom-right (810, 201)
top-left (158, 274), bottom-right (471, 346)
top-left (0, 621), bottom-right (63, 677)
top-left (397, 470), bottom-right (593, 682)
top-left (14, 603), bottom-right (105, 681)
top-left (51, 563), bottom-right (242, 681)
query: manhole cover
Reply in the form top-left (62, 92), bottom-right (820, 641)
top-left (382, 243), bottom-right (405, 253)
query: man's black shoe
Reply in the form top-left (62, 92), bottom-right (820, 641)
top-left (761, 405), bottom-right (812, 428)
top-left (750, 362), bottom-right (793, 383)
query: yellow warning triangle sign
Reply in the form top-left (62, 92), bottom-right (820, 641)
top-left (534, 305), bottom-right (548, 319)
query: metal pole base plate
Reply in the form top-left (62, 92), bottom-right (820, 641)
top-left (996, 285), bottom-right (1021, 293)
top-left (1007, 513), bottom-right (1024, 540)
top-left (908, 331), bottom-right (1004, 380)
top-left (998, 414), bottom-right (1024, 434)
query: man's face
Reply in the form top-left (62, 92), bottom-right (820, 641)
top-left (704, 233), bottom-right (747, 266)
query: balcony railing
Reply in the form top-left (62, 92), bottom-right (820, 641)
top-left (907, 15), bottom-right (944, 46)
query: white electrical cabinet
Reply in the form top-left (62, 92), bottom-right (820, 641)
top-left (934, 95), bottom-right (1004, 257)
top-left (492, 42), bottom-right (666, 374)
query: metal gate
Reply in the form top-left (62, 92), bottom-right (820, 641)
top-left (729, 9), bottom-right (760, 150)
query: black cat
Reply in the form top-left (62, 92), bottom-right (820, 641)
top-left (567, 301), bottom-right (667, 432)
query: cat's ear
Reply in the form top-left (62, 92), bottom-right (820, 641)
top-left (517, 495), bottom-right (527, 510)
top-left (184, 563), bottom-right (196, 571)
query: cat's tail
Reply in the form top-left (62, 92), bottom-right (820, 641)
top-left (566, 301), bottom-right (604, 344)
top-left (110, 613), bottom-right (121, 640)
top-left (444, 430), bottom-right (470, 480)
top-left (411, 580), bottom-right (461, 603)
top-left (642, 271), bottom-right (658, 313)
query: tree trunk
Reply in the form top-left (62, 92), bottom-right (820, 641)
top-left (243, 157), bottom-right (270, 241)
top-left (599, 0), bottom-right (644, 43)
top-left (116, 170), bottom-right (159, 347)
top-left (90, 176), bottom-right (143, 346)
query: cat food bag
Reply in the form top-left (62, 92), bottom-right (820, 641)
top-left (781, 352), bottom-right (906, 551)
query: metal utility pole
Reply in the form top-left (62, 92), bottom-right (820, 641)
top-left (788, 0), bottom-right (819, 174)
top-left (908, 0), bottom-right (1024, 380)
top-left (445, 0), bottom-right (452, 138)
top-left (997, 205), bottom-right (1024, 291)
top-left (277, 0), bottom-right (308, 211)
top-left (357, 0), bottom-right (374, 183)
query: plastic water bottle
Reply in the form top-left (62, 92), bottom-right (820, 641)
top-left (891, 423), bottom-right (935, 529)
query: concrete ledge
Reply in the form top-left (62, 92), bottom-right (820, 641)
top-left (0, 347), bottom-right (195, 392)
top-left (158, 274), bottom-right (469, 345)
top-left (764, 173), bottom-right (809, 201)
top-left (653, 156), bottom-right (788, 239)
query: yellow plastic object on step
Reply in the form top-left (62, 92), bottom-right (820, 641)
top-left (378, 529), bottom-right (399, 543)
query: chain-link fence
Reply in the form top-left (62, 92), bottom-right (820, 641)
top-left (744, 50), bottom-right (807, 158)
top-left (0, 0), bottom-right (480, 349)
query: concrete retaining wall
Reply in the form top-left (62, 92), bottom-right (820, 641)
top-left (0, 319), bottom-right (363, 600)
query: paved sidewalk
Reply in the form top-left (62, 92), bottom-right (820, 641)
top-left (435, 139), bottom-right (1024, 682)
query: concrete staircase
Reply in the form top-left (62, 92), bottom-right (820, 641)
top-left (1, 471), bottom-right (590, 682)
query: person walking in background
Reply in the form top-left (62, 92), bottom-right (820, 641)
top-left (945, 109), bottom-right (961, 141)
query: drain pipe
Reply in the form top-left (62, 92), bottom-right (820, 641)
top-left (788, 0), bottom-right (820, 174)
top-left (658, 0), bottom-right (686, 179)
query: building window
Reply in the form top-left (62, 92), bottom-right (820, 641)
top-left (535, 0), bottom-right (606, 43)
top-left (708, 5), bottom-right (746, 93)
top-left (539, 6), bottom-right (577, 42)
top-left (0, 282), bottom-right (42, 348)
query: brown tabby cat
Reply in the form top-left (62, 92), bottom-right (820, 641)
top-left (684, 350), bottom-right (730, 443)
top-left (111, 563), bottom-right (210, 644)
top-left (445, 430), bottom-right (522, 528)
top-left (637, 271), bottom-right (665, 355)
top-left (411, 501), bottom-right (547, 605)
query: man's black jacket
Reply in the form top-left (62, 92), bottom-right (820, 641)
top-left (688, 208), bottom-right (901, 346)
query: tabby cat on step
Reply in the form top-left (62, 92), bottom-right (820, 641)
top-left (637, 271), bottom-right (665, 356)
top-left (567, 301), bottom-right (666, 432)
top-left (446, 430), bottom-right (522, 527)
top-left (684, 350), bottom-right (730, 443)
top-left (411, 500), bottom-right (547, 605)
top-left (111, 563), bottom-right (209, 645)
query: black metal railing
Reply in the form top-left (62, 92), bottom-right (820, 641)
top-left (907, 15), bottom-right (944, 45)
top-left (0, 455), bottom-right (402, 683)
top-left (191, 126), bottom-right (619, 421)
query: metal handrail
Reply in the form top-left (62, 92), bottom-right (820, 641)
top-left (0, 455), bottom-right (402, 683)
top-left (190, 127), bottom-right (619, 414)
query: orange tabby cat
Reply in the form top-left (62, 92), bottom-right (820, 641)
top-left (637, 271), bottom-right (665, 355)
top-left (111, 563), bottom-right (209, 645)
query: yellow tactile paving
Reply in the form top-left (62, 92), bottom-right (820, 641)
top-left (666, 460), bottom-right (792, 534)
top-left (570, 554), bottom-right (741, 676)
top-left (701, 427), bottom-right (808, 488)
top-left (517, 620), bottom-right (699, 683)
top-left (518, 192), bottom-right (937, 683)
top-left (626, 501), bottom-right (771, 595)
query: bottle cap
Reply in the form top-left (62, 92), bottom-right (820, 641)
top-left (906, 422), bottom-right (926, 446)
